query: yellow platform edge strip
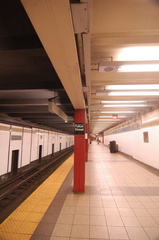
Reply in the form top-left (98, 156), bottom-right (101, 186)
top-left (0, 154), bottom-right (74, 240)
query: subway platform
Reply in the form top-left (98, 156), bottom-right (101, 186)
top-left (0, 141), bottom-right (159, 240)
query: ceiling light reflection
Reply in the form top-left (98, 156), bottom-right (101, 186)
top-left (94, 116), bottom-right (126, 118)
top-left (117, 46), bottom-right (159, 61)
top-left (103, 104), bottom-right (147, 107)
top-left (100, 111), bottom-right (135, 113)
top-left (105, 84), bottom-right (159, 90)
top-left (118, 64), bottom-right (159, 72)
top-left (101, 100), bottom-right (145, 103)
top-left (91, 119), bottom-right (121, 122)
top-left (108, 91), bottom-right (159, 96)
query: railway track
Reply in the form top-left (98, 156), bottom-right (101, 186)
top-left (0, 147), bottom-right (74, 223)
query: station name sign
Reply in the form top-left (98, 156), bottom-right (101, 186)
top-left (11, 135), bottom-right (22, 141)
top-left (74, 123), bottom-right (85, 135)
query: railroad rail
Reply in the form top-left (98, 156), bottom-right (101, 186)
top-left (0, 147), bottom-right (74, 223)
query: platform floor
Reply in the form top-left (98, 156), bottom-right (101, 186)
top-left (1, 142), bottom-right (159, 240)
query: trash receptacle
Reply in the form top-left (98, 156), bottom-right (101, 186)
top-left (109, 141), bottom-right (116, 153)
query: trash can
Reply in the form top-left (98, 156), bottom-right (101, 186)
top-left (109, 141), bottom-right (117, 153)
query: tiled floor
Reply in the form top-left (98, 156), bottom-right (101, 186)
top-left (48, 142), bottom-right (159, 240)
top-left (1, 142), bottom-right (159, 240)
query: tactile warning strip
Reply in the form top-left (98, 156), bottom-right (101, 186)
top-left (0, 154), bottom-right (74, 240)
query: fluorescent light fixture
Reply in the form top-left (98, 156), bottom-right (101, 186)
top-left (101, 100), bottom-right (145, 103)
top-left (108, 91), bottom-right (159, 96)
top-left (100, 111), bottom-right (135, 113)
top-left (118, 64), bottom-right (159, 72)
top-left (105, 84), bottom-right (159, 90)
top-left (92, 119), bottom-right (120, 122)
top-left (117, 46), bottom-right (159, 61)
top-left (48, 101), bottom-right (68, 122)
top-left (103, 104), bottom-right (147, 107)
top-left (93, 115), bottom-right (126, 118)
top-left (99, 61), bottom-right (159, 73)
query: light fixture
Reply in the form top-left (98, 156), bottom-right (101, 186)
top-left (96, 90), bottom-right (159, 96)
top-left (108, 91), bottom-right (159, 96)
top-left (91, 119), bottom-right (120, 122)
top-left (117, 46), bottom-right (159, 61)
top-left (101, 100), bottom-right (145, 103)
top-left (118, 64), bottom-right (159, 72)
top-left (97, 84), bottom-right (159, 96)
top-left (103, 104), bottom-right (147, 107)
top-left (100, 111), bottom-right (135, 113)
top-left (93, 115), bottom-right (127, 118)
top-left (99, 61), bottom-right (159, 73)
top-left (105, 84), bottom-right (159, 90)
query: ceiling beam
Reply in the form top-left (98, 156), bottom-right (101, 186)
top-left (21, 0), bottom-right (85, 109)
top-left (22, 117), bottom-right (74, 121)
top-left (29, 119), bottom-right (73, 123)
top-left (91, 71), bottom-right (159, 83)
top-left (8, 113), bottom-right (62, 117)
top-left (0, 106), bottom-right (49, 113)
top-left (0, 99), bottom-right (72, 106)
top-left (92, 29), bottom-right (159, 38)
top-left (0, 107), bottom-right (74, 114)
top-left (0, 89), bottom-right (53, 93)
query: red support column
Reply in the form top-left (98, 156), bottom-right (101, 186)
top-left (102, 134), bottom-right (104, 144)
top-left (74, 109), bottom-right (85, 192)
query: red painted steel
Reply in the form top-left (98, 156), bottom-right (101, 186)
top-left (74, 109), bottom-right (85, 192)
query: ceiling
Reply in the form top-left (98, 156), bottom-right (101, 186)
top-left (0, 0), bottom-right (78, 134)
top-left (90, 0), bottom-right (159, 134)
top-left (1, 0), bottom-right (159, 135)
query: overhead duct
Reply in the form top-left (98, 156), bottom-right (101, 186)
top-left (48, 101), bottom-right (68, 122)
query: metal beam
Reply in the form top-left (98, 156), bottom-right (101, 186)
top-left (0, 106), bottom-right (48, 113)
top-left (0, 99), bottom-right (72, 106)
